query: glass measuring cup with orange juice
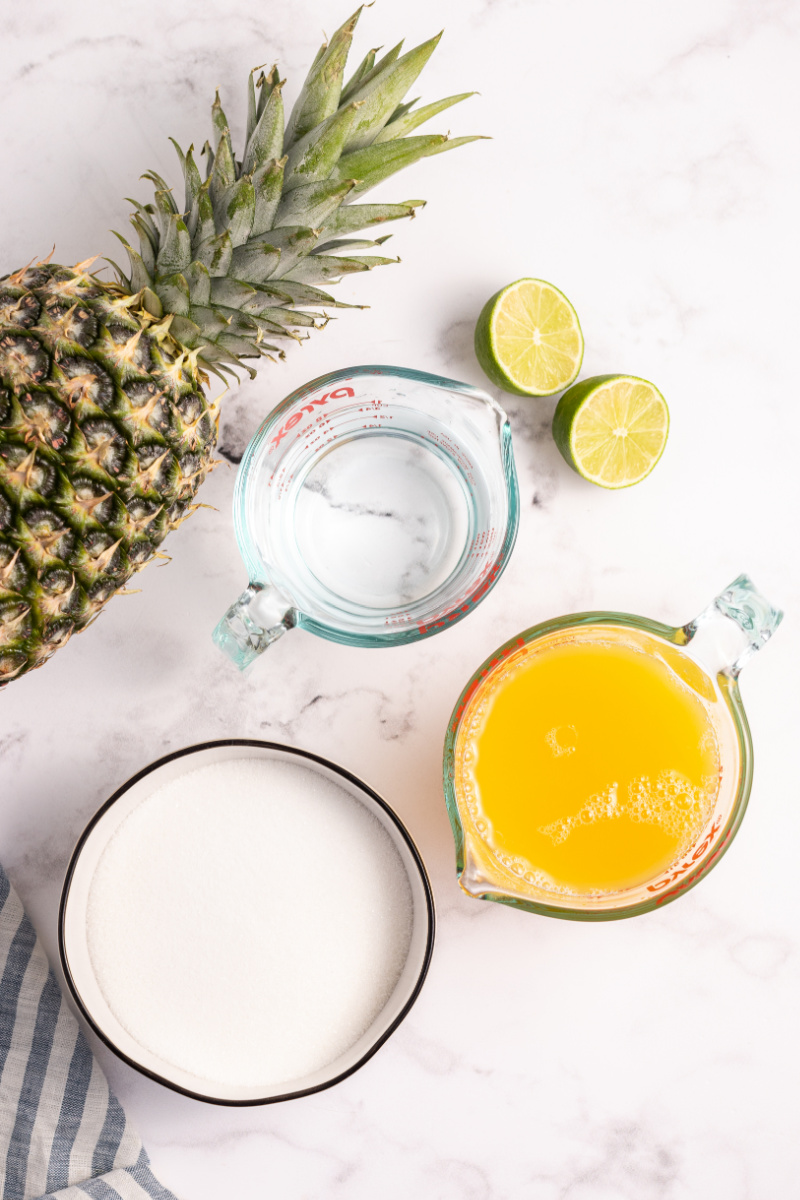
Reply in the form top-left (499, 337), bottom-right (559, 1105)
top-left (444, 576), bottom-right (782, 920)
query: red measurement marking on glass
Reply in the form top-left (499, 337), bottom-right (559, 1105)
top-left (649, 818), bottom-right (728, 903)
top-left (447, 637), bottom-right (527, 731)
top-left (418, 557), bottom-right (502, 638)
top-left (268, 386), bottom-right (354, 452)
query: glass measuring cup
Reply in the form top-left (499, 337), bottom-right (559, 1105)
top-left (214, 366), bottom-right (519, 668)
top-left (443, 575), bottom-right (783, 921)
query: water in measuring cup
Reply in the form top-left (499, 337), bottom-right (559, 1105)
top-left (293, 433), bottom-right (470, 610)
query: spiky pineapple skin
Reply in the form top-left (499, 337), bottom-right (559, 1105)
top-left (0, 263), bottom-right (216, 683)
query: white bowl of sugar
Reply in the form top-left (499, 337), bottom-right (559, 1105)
top-left (60, 740), bottom-right (434, 1105)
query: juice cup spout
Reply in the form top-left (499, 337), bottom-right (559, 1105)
top-left (681, 573), bottom-right (784, 679)
top-left (213, 583), bottom-right (295, 670)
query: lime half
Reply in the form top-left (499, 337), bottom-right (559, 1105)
top-left (552, 374), bottom-right (669, 489)
top-left (474, 278), bottom-right (584, 397)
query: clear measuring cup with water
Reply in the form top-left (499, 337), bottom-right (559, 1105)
top-left (213, 366), bottom-right (519, 668)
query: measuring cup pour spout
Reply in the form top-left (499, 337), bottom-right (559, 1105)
top-left (213, 583), bottom-right (295, 670)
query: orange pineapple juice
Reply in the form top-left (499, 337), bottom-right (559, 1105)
top-left (454, 627), bottom-right (721, 894)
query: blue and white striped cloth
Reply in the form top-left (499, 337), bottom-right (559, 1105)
top-left (0, 865), bottom-right (178, 1200)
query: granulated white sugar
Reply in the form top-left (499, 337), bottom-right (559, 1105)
top-left (86, 757), bottom-right (414, 1089)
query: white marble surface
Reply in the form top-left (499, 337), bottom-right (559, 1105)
top-left (3, 0), bottom-right (800, 1196)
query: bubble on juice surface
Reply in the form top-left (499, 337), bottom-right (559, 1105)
top-left (699, 726), bottom-right (718, 757)
top-left (627, 770), bottom-right (717, 850)
top-left (537, 769), bottom-right (719, 854)
top-left (490, 846), bottom-right (571, 894)
top-left (545, 725), bottom-right (577, 757)
top-left (539, 782), bottom-right (621, 844)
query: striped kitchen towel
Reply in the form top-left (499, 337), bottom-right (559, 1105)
top-left (0, 864), bottom-right (178, 1200)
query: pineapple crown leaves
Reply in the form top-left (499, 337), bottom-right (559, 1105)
top-left (111, 7), bottom-right (484, 381)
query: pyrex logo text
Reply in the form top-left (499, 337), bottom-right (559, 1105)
top-left (268, 386), bottom-right (354, 453)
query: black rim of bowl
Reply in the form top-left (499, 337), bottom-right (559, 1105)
top-left (59, 738), bottom-right (436, 1107)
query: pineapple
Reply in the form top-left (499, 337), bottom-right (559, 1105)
top-left (0, 8), bottom-right (478, 685)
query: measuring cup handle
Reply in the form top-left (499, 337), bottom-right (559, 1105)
top-left (212, 583), bottom-right (295, 670)
top-left (682, 573), bottom-right (783, 678)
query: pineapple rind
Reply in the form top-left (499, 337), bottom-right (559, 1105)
top-left (0, 266), bottom-right (212, 682)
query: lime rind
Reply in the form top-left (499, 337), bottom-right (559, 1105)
top-left (553, 374), bottom-right (669, 489)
